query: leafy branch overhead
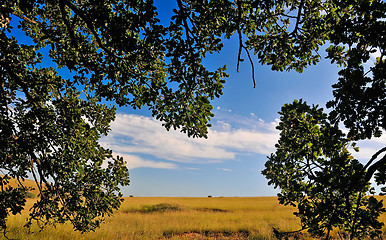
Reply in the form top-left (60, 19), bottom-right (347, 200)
top-left (0, 0), bottom-right (385, 237)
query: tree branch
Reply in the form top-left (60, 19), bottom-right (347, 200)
top-left (236, 0), bottom-right (256, 88)
top-left (349, 192), bottom-right (363, 240)
top-left (59, 0), bottom-right (77, 46)
top-left (364, 147), bottom-right (386, 170)
top-left (11, 11), bottom-right (39, 25)
top-left (176, 0), bottom-right (192, 42)
top-left (243, 46), bottom-right (256, 88)
top-left (0, 60), bottom-right (34, 102)
top-left (291, 0), bottom-right (304, 36)
top-left (365, 151), bottom-right (386, 183)
top-left (175, 0), bottom-right (198, 94)
top-left (236, 0), bottom-right (243, 73)
top-left (61, 0), bottom-right (112, 55)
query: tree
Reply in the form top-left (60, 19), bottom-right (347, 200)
top-left (1, 0), bottom-right (228, 234)
top-left (0, 0), bottom-right (385, 237)
top-left (259, 0), bottom-right (386, 238)
top-left (263, 100), bottom-right (385, 239)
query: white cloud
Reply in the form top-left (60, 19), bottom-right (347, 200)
top-left (100, 112), bottom-right (385, 171)
top-left (338, 124), bottom-right (385, 163)
top-left (215, 106), bottom-right (233, 113)
top-left (217, 168), bottom-right (232, 172)
top-left (206, 128), bottom-right (278, 155)
top-left (372, 133), bottom-right (386, 145)
top-left (214, 120), bottom-right (231, 132)
top-left (351, 147), bottom-right (381, 161)
top-left (185, 167), bottom-right (200, 170)
top-left (365, 47), bottom-right (385, 68)
top-left (369, 48), bottom-right (385, 62)
top-left (103, 153), bottom-right (178, 170)
top-left (351, 133), bottom-right (386, 163)
top-left (99, 113), bottom-right (280, 169)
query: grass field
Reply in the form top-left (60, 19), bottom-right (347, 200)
top-left (2, 177), bottom-right (386, 239)
top-left (3, 195), bottom-right (386, 240)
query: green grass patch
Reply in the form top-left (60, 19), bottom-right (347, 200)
top-left (162, 229), bottom-right (251, 239)
top-left (123, 203), bottom-right (184, 214)
top-left (195, 207), bottom-right (228, 212)
top-left (140, 203), bottom-right (183, 213)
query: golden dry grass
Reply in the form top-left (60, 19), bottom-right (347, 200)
top-left (3, 197), bottom-right (299, 240)
top-left (1, 175), bottom-right (40, 197)
top-left (2, 196), bottom-right (386, 240)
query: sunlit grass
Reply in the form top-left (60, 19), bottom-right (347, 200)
top-left (2, 196), bottom-right (386, 239)
top-left (1, 175), bottom-right (41, 197)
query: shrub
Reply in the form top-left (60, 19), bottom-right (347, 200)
top-left (25, 192), bottom-right (35, 199)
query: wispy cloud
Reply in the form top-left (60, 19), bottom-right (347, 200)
top-left (365, 47), bottom-right (385, 69)
top-left (108, 153), bottom-right (178, 170)
top-left (369, 48), bottom-right (385, 61)
top-left (351, 133), bottom-right (386, 162)
top-left (217, 168), bottom-right (232, 172)
top-left (99, 112), bottom-right (280, 169)
top-left (99, 110), bottom-right (385, 170)
top-left (184, 167), bottom-right (200, 171)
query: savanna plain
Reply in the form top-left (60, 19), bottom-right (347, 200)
top-left (4, 195), bottom-right (386, 240)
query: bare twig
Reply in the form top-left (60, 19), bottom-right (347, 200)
top-left (11, 11), bottom-right (39, 25)
top-left (236, 0), bottom-right (243, 73)
top-left (243, 46), bottom-right (256, 88)
top-left (236, 0), bottom-right (256, 88)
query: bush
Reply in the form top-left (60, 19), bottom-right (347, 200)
top-left (140, 203), bottom-right (182, 213)
top-left (25, 192), bottom-right (35, 199)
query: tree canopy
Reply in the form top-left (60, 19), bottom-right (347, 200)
top-left (0, 0), bottom-right (385, 237)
